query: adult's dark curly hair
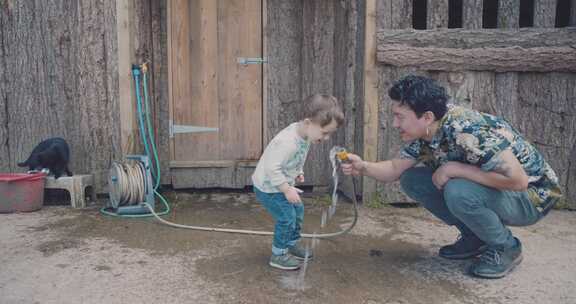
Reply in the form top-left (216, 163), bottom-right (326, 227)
top-left (388, 75), bottom-right (449, 121)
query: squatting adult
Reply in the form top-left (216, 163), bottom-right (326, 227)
top-left (342, 75), bottom-right (562, 278)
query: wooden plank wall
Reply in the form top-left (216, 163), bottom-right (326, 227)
top-left (301, 0), bottom-right (337, 186)
top-left (342, 0), bottom-right (366, 198)
top-left (4, 0), bottom-right (571, 207)
top-left (171, 0), bottom-right (364, 191)
top-left (374, 0), bottom-right (576, 208)
top-left (265, 0), bottom-right (303, 144)
top-left (124, 0), bottom-right (364, 191)
top-left (0, 0), bottom-right (365, 194)
top-left (0, 1), bottom-right (8, 170)
top-left (374, 0), bottom-right (416, 204)
top-left (132, 0), bottom-right (171, 185)
top-left (525, 0), bottom-right (576, 209)
top-left (267, 0), bottom-right (364, 190)
top-left (0, 0), bottom-right (121, 192)
top-left (363, 0), bottom-right (378, 203)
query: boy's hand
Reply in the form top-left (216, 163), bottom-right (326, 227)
top-left (341, 153), bottom-right (366, 176)
top-left (283, 186), bottom-right (303, 204)
top-left (296, 174), bottom-right (305, 183)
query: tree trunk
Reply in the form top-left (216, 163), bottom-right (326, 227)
top-left (1, 0), bottom-right (121, 192)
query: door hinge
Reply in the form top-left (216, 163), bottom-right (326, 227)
top-left (169, 120), bottom-right (219, 138)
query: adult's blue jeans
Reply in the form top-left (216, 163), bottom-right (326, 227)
top-left (400, 167), bottom-right (542, 247)
top-left (254, 187), bottom-right (304, 255)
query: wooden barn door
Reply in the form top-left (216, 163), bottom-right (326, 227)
top-left (168, 0), bottom-right (262, 177)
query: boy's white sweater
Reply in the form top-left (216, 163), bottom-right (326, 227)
top-left (252, 123), bottom-right (310, 193)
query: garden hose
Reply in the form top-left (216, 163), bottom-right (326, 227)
top-left (99, 63), bottom-right (169, 218)
top-left (141, 176), bottom-right (359, 239)
top-left (102, 63), bottom-right (359, 238)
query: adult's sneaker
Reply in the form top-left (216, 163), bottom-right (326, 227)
top-left (439, 234), bottom-right (487, 260)
top-left (470, 237), bottom-right (523, 279)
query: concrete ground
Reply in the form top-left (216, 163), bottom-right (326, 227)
top-left (1, 190), bottom-right (575, 304)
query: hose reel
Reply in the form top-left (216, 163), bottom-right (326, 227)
top-left (107, 155), bottom-right (155, 215)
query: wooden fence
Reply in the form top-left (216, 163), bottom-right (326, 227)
top-left (366, 0), bottom-right (576, 209)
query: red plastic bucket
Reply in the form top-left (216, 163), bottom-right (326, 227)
top-left (0, 173), bottom-right (46, 213)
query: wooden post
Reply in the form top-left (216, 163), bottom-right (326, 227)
top-left (369, 0), bottom-right (415, 204)
top-left (496, 0), bottom-right (520, 137)
top-left (0, 5), bottom-right (7, 171)
top-left (462, 0), bottom-right (483, 29)
top-left (363, 0), bottom-right (379, 202)
top-left (498, 0), bottom-right (520, 28)
top-left (116, 0), bottom-right (137, 155)
top-left (262, 0), bottom-right (268, 146)
top-left (534, 0), bottom-right (557, 28)
top-left (532, 0), bottom-right (575, 209)
top-left (149, 0), bottom-right (171, 184)
top-left (571, 0), bottom-right (576, 26)
top-left (427, 0), bottom-right (449, 29)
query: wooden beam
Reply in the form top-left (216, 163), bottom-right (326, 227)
top-left (116, 0), bottom-right (137, 155)
top-left (376, 29), bottom-right (576, 72)
top-left (363, 0), bottom-right (379, 201)
top-left (377, 29), bottom-right (576, 48)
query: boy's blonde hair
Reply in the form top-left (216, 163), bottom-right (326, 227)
top-left (301, 94), bottom-right (344, 127)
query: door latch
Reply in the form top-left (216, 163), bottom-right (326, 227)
top-left (237, 57), bottom-right (267, 65)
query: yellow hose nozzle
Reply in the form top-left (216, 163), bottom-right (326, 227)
top-left (140, 62), bottom-right (149, 74)
top-left (336, 151), bottom-right (349, 161)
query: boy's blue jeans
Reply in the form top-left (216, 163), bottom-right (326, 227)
top-left (254, 187), bottom-right (304, 255)
top-left (400, 167), bottom-right (542, 247)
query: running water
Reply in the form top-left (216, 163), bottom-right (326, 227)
top-left (293, 146), bottom-right (346, 290)
top-left (295, 242), bottom-right (312, 290)
top-left (324, 146), bottom-right (346, 225)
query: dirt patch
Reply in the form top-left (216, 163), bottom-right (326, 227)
top-left (2, 191), bottom-right (575, 304)
top-left (93, 265), bottom-right (112, 271)
top-left (192, 225), bottom-right (483, 304)
top-left (35, 239), bottom-right (85, 257)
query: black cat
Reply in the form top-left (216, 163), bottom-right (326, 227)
top-left (18, 137), bottom-right (73, 179)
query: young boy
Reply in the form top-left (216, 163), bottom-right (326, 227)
top-left (252, 94), bottom-right (344, 270)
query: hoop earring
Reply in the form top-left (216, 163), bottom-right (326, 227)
top-left (426, 127), bottom-right (430, 137)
